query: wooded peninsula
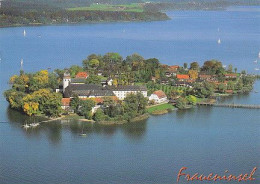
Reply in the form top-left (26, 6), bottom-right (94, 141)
top-left (4, 53), bottom-right (256, 124)
top-left (1, 0), bottom-right (259, 28)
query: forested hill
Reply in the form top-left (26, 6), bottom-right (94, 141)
top-left (2, 0), bottom-right (260, 9)
top-left (0, 0), bottom-right (259, 28)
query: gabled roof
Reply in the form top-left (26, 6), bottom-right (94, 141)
top-left (109, 85), bottom-right (147, 91)
top-left (224, 74), bottom-right (237, 77)
top-left (153, 90), bottom-right (167, 99)
top-left (61, 98), bottom-right (70, 106)
top-left (176, 74), bottom-right (189, 79)
top-left (75, 72), bottom-right (88, 78)
top-left (71, 78), bottom-right (86, 84)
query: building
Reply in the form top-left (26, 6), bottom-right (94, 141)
top-left (75, 72), bottom-right (88, 79)
top-left (149, 90), bottom-right (168, 104)
top-left (176, 74), bottom-right (190, 81)
top-left (224, 74), bottom-right (237, 79)
top-left (61, 98), bottom-right (71, 110)
top-left (110, 85), bottom-right (147, 100)
top-left (63, 71), bottom-right (71, 92)
top-left (64, 83), bottom-right (147, 100)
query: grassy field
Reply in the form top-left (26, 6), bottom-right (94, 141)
top-left (68, 3), bottom-right (144, 12)
top-left (147, 103), bottom-right (174, 114)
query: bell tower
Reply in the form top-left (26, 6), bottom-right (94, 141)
top-left (63, 70), bottom-right (71, 92)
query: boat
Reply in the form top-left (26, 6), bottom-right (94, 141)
top-left (259, 51), bottom-right (260, 58)
top-left (254, 91), bottom-right (259, 93)
top-left (23, 29), bottom-right (26, 37)
top-left (255, 68), bottom-right (259, 71)
top-left (30, 123), bottom-right (40, 127)
top-left (79, 133), bottom-right (87, 137)
top-left (22, 124), bottom-right (30, 129)
top-left (217, 38), bottom-right (221, 44)
top-left (253, 60), bottom-right (257, 63)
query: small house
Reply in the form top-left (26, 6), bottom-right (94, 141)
top-left (61, 98), bottom-right (71, 110)
top-left (149, 90), bottom-right (168, 104)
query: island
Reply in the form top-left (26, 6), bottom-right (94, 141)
top-left (4, 52), bottom-right (257, 125)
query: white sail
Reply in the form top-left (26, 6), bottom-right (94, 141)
top-left (217, 38), bottom-right (221, 44)
top-left (23, 29), bottom-right (26, 37)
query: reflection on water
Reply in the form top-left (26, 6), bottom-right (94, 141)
top-left (6, 107), bottom-right (147, 144)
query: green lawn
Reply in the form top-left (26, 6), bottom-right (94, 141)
top-left (147, 103), bottom-right (174, 114)
top-left (68, 3), bottom-right (144, 12)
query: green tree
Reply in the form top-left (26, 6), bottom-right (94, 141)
top-left (184, 63), bottom-right (188, 69)
top-left (79, 99), bottom-right (95, 119)
top-left (227, 64), bottom-right (233, 73)
top-left (70, 95), bottom-right (80, 113)
top-left (4, 89), bottom-right (25, 110)
top-left (69, 65), bottom-right (83, 77)
top-left (218, 83), bottom-right (227, 93)
top-left (201, 60), bottom-right (223, 74)
top-left (176, 97), bottom-right (187, 109)
top-left (123, 93), bottom-right (148, 121)
top-left (186, 95), bottom-right (197, 105)
top-left (190, 62), bottom-right (199, 70)
top-left (85, 75), bottom-right (101, 84)
top-left (93, 108), bottom-right (106, 122)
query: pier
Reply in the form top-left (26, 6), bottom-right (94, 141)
top-left (197, 102), bottom-right (260, 109)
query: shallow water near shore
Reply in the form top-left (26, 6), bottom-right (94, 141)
top-left (0, 6), bottom-right (259, 184)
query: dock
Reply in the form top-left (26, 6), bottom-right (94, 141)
top-left (197, 102), bottom-right (260, 109)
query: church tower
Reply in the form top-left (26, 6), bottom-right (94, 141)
top-left (63, 70), bottom-right (71, 92)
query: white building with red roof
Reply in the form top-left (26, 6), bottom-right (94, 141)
top-left (149, 90), bottom-right (168, 104)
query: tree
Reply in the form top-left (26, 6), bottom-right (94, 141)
top-left (23, 89), bottom-right (62, 117)
top-left (23, 102), bottom-right (39, 116)
top-left (69, 65), bottom-right (83, 77)
top-left (70, 95), bottom-right (80, 113)
top-left (4, 89), bottom-right (25, 110)
top-left (176, 97), bottom-right (187, 109)
top-left (123, 93), bottom-right (148, 121)
top-left (89, 59), bottom-right (99, 68)
top-left (184, 63), bottom-right (188, 69)
top-left (103, 52), bottom-right (123, 64)
top-left (192, 82), bottom-right (214, 98)
top-left (190, 62), bottom-right (199, 70)
top-left (227, 64), bottom-right (233, 73)
top-left (227, 81), bottom-right (235, 90)
top-left (48, 72), bottom-right (59, 90)
top-left (234, 68), bottom-right (237, 73)
top-left (79, 99), bottom-right (95, 119)
top-left (29, 70), bottom-right (49, 92)
top-left (201, 60), bottom-right (223, 74)
top-left (218, 83), bottom-right (227, 93)
top-left (186, 95), bottom-right (197, 105)
top-left (93, 109), bottom-right (106, 122)
top-left (85, 75), bottom-right (101, 84)
top-left (188, 70), bottom-right (198, 80)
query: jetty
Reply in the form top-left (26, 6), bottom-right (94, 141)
top-left (197, 102), bottom-right (260, 109)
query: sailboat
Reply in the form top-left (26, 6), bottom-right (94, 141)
top-left (23, 29), bottom-right (26, 37)
top-left (258, 51), bottom-right (260, 58)
top-left (217, 38), bottom-right (221, 44)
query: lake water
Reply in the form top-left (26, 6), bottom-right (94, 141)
top-left (0, 6), bottom-right (259, 184)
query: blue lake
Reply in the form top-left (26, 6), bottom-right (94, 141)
top-left (0, 6), bottom-right (259, 184)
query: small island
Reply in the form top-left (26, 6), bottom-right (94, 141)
top-left (4, 52), bottom-right (256, 124)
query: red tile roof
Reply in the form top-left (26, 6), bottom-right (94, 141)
top-left (153, 90), bottom-right (167, 99)
top-left (224, 74), bottom-right (237, 77)
top-left (61, 98), bottom-right (70, 106)
top-left (176, 74), bottom-right (189, 79)
top-left (75, 72), bottom-right (88, 78)
top-left (199, 74), bottom-right (212, 79)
